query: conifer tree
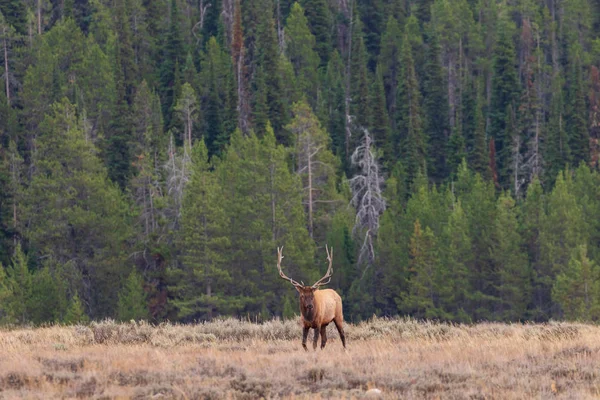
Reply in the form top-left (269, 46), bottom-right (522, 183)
top-left (490, 17), bottom-right (520, 189)
top-left (287, 101), bottom-right (341, 242)
top-left (566, 54), bottom-right (590, 167)
top-left (545, 73), bottom-right (569, 186)
top-left (159, 0), bottom-right (185, 129)
top-left (397, 30), bottom-right (426, 185)
top-left (117, 270), bottom-right (149, 321)
top-left (5, 244), bottom-right (32, 323)
top-left (171, 140), bottom-right (234, 320)
top-left (442, 200), bottom-right (473, 321)
top-left (402, 220), bottom-right (444, 319)
top-left (22, 99), bottom-right (133, 319)
top-left (553, 245), bottom-right (600, 321)
top-left (422, 28), bottom-right (449, 181)
top-left (285, 2), bottom-right (319, 104)
top-left (64, 292), bottom-right (89, 324)
top-left (370, 64), bottom-right (389, 151)
top-left (493, 193), bottom-right (530, 321)
top-left (299, 0), bottom-right (331, 64)
top-left (379, 16), bottom-right (402, 132)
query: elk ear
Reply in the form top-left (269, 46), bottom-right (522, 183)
top-left (295, 286), bottom-right (302, 293)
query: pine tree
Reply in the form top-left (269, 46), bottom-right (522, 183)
top-left (379, 16), bottom-right (402, 133)
top-left (349, 15), bottom-right (370, 131)
top-left (441, 200), bottom-right (473, 322)
top-left (566, 54), bottom-right (590, 167)
top-left (522, 177), bottom-right (548, 320)
top-left (287, 100), bottom-right (341, 242)
top-left (553, 245), bottom-right (600, 321)
top-left (422, 28), bottom-right (449, 181)
top-left (285, 2), bottom-right (319, 104)
top-left (64, 292), bottom-right (89, 324)
top-left (370, 64), bottom-right (390, 151)
top-left (545, 73), bottom-right (569, 186)
top-left (299, 0), bottom-right (331, 64)
top-left (29, 265), bottom-right (67, 324)
top-left (170, 140), bottom-right (235, 320)
top-left (174, 82), bottom-right (198, 149)
top-left (117, 270), bottom-right (149, 321)
top-left (159, 0), bottom-right (185, 130)
top-left (401, 220), bottom-right (444, 319)
top-left (198, 36), bottom-right (237, 156)
top-left (397, 30), bottom-right (426, 185)
top-left (493, 193), bottom-right (530, 321)
top-left (489, 17), bottom-right (520, 189)
top-left (4, 244), bottom-right (32, 323)
top-left (22, 99), bottom-right (133, 319)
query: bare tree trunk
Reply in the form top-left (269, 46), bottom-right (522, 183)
top-left (37, 0), bottom-right (42, 34)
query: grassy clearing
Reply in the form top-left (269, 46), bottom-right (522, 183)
top-left (0, 317), bottom-right (599, 398)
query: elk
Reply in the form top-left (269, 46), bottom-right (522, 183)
top-left (277, 245), bottom-right (346, 351)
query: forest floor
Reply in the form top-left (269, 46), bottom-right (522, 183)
top-left (0, 317), bottom-right (599, 399)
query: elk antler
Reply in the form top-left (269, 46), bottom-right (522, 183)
top-left (312, 245), bottom-right (333, 289)
top-left (277, 247), bottom-right (304, 289)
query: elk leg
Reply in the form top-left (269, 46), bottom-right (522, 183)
top-left (312, 327), bottom-right (320, 350)
top-left (320, 325), bottom-right (328, 349)
top-left (334, 317), bottom-right (346, 349)
top-left (302, 326), bottom-right (309, 351)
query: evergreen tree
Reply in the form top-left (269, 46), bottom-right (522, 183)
top-left (492, 193), bottom-right (530, 321)
top-left (379, 16), bottom-right (402, 133)
top-left (553, 245), bottom-right (600, 321)
top-left (285, 2), bottom-right (319, 104)
top-left (117, 270), bottom-right (149, 321)
top-left (64, 292), bottom-right (89, 324)
top-left (4, 244), bottom-right (32, 323)
top-left (299, 0), bottom-right (331, 64)
top-left (441, 200), bottom-right (473, 322)
top-left (349, 15), bottom-right (370, 131)
top-left (29, 265), bottom-right (67, 324)
top-left (397, 30), bottom-right (426, 185)
top-left (422, 28), bottom-right (449, 181)
top-left (522, 177), bottom-right (548, 320)
top-left (287, 100), bottom-right (341, 242)
top-left (566, 54), bottom-right (590, 167)
top-left (370, 64), bottom-right (390, 151)
top-left (489, 17), bottom-right (520, 189)
top-left (401, 220), bottom-right (446, 319)
top-left (22, 99), bottom-right (132, 319)
top-left (159, 0), bottom-right (185, 130)
top-left (215, 127), bottom-right (315, 317)
top-left (170, 140), bottom-right (235, 320)
top-left (198, 36), bottom-right (237, 156)
top-left (545, 73), bottom-right (569, 185)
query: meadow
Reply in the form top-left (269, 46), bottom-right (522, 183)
top-left (0, 317), bottom-right (599, 399)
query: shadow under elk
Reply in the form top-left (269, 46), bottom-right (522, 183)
top-left (277, 245), bottom-right (346, 351)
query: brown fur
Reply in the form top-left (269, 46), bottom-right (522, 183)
top-left (296, 287), bottom-right (346, 351)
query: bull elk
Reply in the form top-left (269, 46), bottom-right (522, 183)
top-left (277, 245), bottom-right (346, 351)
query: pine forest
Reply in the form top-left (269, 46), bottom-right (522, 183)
top-left (1, 0), bottom-right (600, 325)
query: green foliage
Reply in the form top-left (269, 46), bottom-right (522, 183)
top-left (64, 292), bottom-right (89, 324)
top-left (118, 270), bottom-right (149, 321)
top-left (553, 246), bottom-right (600, 321)
top-left (4, 0), bottom-right (600, 327)
top-left (285, 3), bottom-right (319, 103)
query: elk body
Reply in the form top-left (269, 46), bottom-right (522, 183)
top-left (277, 246), bottom-right (346, 351)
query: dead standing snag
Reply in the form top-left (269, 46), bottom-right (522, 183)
top-left (277, 245), bottom-right (346, 351)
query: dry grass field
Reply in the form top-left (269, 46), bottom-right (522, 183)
top-left (0, 317), bottom-right (599, 399)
